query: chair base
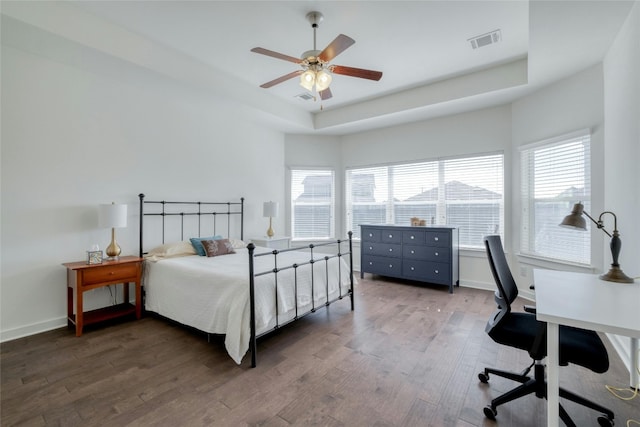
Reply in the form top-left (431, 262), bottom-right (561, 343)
top-left (479, 362), bottom-right (614, 427)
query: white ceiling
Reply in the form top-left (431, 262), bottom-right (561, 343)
top-left (11, 1), bottom-right (636, 135)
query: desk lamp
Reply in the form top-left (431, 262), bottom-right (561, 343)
top-left (560, 202), bottom-right (634, 283)
top-left (99, 202), bottom-right (127, 259)
top-left (263, 201), bottom-right (279, 238)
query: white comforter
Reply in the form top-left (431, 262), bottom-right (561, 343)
top-left (143, 246), bottom-right (353, 364)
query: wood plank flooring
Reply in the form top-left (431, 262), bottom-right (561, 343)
top-left (2, 276), bottom-right (638, 426)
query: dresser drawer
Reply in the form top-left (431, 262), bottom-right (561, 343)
top-left (380, 230), bottom-right (402, 244)
top-left (362, 255), bottom-right (402, 276)
top-left (362, 242), bottom-right (402, 258)
top-left (361, 228), bottom-right (381, 242)
top-left (403, 230), bottom-right (425, 244)
top-left (81, 263), bottom-right (139, 286)
top-left (403, 245), bottom-right (451, 262)
top-left (425, 231), bottom-right (450, 248)
top-left (402, 260), bottom-right (450, 285)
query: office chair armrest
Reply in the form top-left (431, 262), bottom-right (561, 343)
top-left (524, 304), bottom-right (537, 314)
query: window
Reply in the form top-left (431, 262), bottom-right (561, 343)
top-left (520, 130), bottom-right (591, 264)
top-left (346, 153), bottom-right (503, 249)
top-left (290, 169), bottom-right (335, 240)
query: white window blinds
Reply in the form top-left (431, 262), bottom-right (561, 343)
top-left (346, 153), bottom-right (504, 248)
top-left (520, 130), bottom-right (591, 264)
top-left (290, 169), bottom-right (335, 240)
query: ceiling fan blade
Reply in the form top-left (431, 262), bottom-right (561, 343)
top-left (318, 34), bottom-right (355, 63)
top-left (319, 87), bottom-right (332, 100)
top-left (251, 47), bottom-right (301, 64)
top-left (259, 70), bottom-right (303, 88)
top-left (331, 65), bottom-right (383, 81)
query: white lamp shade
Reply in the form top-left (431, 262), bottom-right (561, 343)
top-left (315, 70), bottom-right (332, 91)
top-left (300, 70), bottom-right (315, 91)
top-left (99, 203), bottom-right (127, 228)
top-left (263, 201), bottom-right (279, 218)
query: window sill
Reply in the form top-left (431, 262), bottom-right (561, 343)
top-left (516, 253), bottom-right (597, 273)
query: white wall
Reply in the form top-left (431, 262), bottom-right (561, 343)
top-left (1, 19), bottom-right (286, 341)
top-left (602, 0), bottom-right (640, 375)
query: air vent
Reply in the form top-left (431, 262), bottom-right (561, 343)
top-left (295, 92), bottom-right (315, 101)
top-left (468, 29), bottom-right (501, 49)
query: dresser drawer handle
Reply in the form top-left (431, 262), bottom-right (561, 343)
top-left (389, 248), bottom-right (393, 252)
top-left (410, 250), bottom-right (415, 254)
top-left (389, 264), bottom-right (393, 268)
top-left (434, 237), bottom-right (439, 241)
top-left (369, 262), bottom-right (373, 265)
top-left (369, 246), bottom-right (373, 250)
top-left (368, 233), bottom-right (373, 237)
top-left (410, 267), bottom-right (415, 271)
top-left (434, 270), bottom-right (439, 274)
top-left (388, 234), bottom-right (393, 238)
top-left (410, 235), bottom-right (415, 239)
top-left (435, 252), bottom-right (439, 256)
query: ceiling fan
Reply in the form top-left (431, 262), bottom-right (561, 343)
top-left (250, 11), bottom-right (383, 101)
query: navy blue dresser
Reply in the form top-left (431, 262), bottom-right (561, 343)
top-left (360, 224), bottom-right (459, 293)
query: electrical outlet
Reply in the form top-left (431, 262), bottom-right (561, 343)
top-left (520, 266), bottom-right (528, 277)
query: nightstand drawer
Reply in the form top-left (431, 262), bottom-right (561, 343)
top-left (81, 263), bottom-right (139, 286)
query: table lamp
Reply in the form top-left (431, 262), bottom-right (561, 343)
top-left (560, 202), bottom-right (634, 283)
top-left (99, 202), bottom-right (127, 259)
top-left (263, 201), bottom-right (279, 238)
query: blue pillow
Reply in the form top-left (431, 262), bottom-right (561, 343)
top-left (190, 235), bottom-right (222, 256)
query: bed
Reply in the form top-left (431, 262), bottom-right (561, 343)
top-left (138, 194), bottom-right (355, 367)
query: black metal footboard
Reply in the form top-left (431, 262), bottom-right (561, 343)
top-left (247, 232), bottom-right (354, 368)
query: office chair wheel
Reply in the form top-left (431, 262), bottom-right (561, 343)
top-left (483, 405), bottom-right (497, 420)
top-left (597, 415), bottom-right (614, 427)
top-left (478, 372), bottom-right (489, 383)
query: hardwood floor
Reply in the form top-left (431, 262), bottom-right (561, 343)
top-left (2, 276), bottom-right (638, 426)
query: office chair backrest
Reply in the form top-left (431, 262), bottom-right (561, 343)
top-left (484, 235), bottom-right (519, 307)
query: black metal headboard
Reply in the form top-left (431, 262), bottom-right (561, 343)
top-left (138, 193), bottom-right (244, 257)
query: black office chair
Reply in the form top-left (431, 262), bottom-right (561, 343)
top-left (478, 235), bottom-right (615, 427)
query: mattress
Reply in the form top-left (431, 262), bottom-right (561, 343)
top-left (143, 246), bottom-right (353, 364)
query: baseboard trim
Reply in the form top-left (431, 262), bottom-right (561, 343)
top-left (1, 317), bottom-right (67, 343)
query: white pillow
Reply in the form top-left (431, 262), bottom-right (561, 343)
top-left (229, 238), bottom-right (248, 249)
top-left (144, 240), bottom-right (196, 261)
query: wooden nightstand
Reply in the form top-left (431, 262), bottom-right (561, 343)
top-left (250, 236), bottom-right (291, 250)
top-left (62, 256), bottom-right (143, 336)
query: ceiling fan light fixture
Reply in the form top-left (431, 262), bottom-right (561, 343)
top-left (315, 70), bottom-right (332, 91)
top-left (300, 69), bottom-right (315, 91)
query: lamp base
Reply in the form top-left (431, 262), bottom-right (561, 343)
top-left (600, 265), bottom-right (634, 283)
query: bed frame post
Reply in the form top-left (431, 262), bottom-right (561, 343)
top-left (248, 242), bottom-right (257, 368)
top-left (348, 231), bottom-right (354, 311)
top-left (139, 193), bottom-right (145, 257)
top-left (240, 197), bottom-right (245, 241)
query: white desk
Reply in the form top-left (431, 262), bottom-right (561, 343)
top-left (533, 269), bottom-right (640, 427)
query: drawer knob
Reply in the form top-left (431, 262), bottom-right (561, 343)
top-left (410, 250), bottom-right (415, 254)
top-left (389, 248), bottom-right (393, 252)
top-left (369, 233), bottom-right (373, 237)
top-left (389, 264), bottom-right (393, 268)
top-left (388, 234), bottom-right (393, 238)
top-left (434, 237), bottom-right (439, 241)
top-left (369, 262), bottom-right (373, 265)
top-left (411, 267), bottom-right (415, 271)
top-left (369, 246), bottom-right (373, 250)
top-left (435, 252), bottom-right (439, 256)
top-left (410, 235), bottom-right (415, 239)
top-left (434, 270), bottom-right (439, 274)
